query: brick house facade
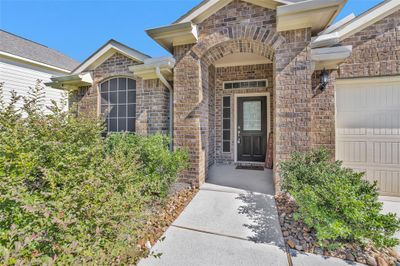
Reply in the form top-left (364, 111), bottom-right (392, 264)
top-left (50, 0), bottom-right (400, 195)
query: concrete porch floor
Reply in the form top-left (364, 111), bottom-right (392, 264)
top-left (206, 164), bottom-right (275, 195)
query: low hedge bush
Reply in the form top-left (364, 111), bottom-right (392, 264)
top-left (280, 148), bottom-right (400, 249)
top-left (0, 83), bottom-right (188, 264)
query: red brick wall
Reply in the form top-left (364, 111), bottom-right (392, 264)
top-left (310, 70), bottom-right (337, 155)
top-left (136, 79), bottom-right (170, 136)
top-left (70, 52), bottom-right (170, 135)
top-left (274, 29), bottom-right (313, 190)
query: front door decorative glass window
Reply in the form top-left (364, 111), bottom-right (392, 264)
top-left (243, 101), bottom-right (262, 131)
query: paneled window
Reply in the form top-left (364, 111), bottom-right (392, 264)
top-left (222, 96), bottom-right (231, 153)
top-left (224, 79), bottom-right (267, 90)
top-left (100, 77), bottom-right (136, 132)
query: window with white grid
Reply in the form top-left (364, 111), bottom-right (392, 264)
top-left (100, 77), bottom-right (136, 132)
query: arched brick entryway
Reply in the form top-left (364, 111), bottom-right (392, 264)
top-left (199, 39), bottom-right (276, 181)
top-left (173, 19), bottom-right (314, 191)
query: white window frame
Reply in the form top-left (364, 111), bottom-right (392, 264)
top-left (98, 77), bottom-right (136, 133)
top-left (223, 79), bottom-right (268, 90)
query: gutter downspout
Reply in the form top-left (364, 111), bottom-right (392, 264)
top-left (155, 67), bottom-right (174, 150)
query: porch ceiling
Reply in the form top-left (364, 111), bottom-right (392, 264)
top-left (214, 53), bottom-right (272, 68)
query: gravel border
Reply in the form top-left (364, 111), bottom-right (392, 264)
top-left (275, 193), bottom-right (400, 266)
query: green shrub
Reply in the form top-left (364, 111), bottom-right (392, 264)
top-left (0, 82), bottom-right (188, 264)
top-left (280, 148), bottom-right (400, 248)
top-left (106, 133), bottom-right (188, 198)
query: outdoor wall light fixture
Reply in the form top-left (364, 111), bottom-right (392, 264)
top-left (319, 68), bottom-right (329, 91)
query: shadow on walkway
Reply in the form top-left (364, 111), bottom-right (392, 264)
top-left (237, 192), bottom-right (285, 247)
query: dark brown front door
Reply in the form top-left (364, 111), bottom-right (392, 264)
top-left (237, 96), bottom-right (267, 162)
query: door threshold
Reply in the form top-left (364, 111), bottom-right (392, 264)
top-left (235, 161), bottom-right (265, 165)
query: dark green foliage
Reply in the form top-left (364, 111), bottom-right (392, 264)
top-left (0, 82), bottom-right (188, 264)
top-left (280, 148), bottom-right (400, 249)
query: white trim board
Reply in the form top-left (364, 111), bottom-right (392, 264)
top-left (72, 40), bottom-right (150, 74)
top-left (0, 51), bottom-right (71, 74)
top-left (312, 0), bottom-right (400, 48)
top-left (336, 75), bottom-right (400, 85)
top-left (233, 92), bottom-right (271, 163)
top-left (176, 0), bottom-right (281, 24)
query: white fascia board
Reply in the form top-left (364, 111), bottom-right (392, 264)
top-left (49, 72), bottom-right (93, 83)
top-left (311, 32), bottom-right (341, 48)
top-left (72, 42), bottom-right (150, 74)
top-left (311, 45), bottom-right (352, 61)
top-left (319, 13), bottom-right (355, 35)
top-left (46, 72), bottom-right (93, 89)
top-left (312, 0), bottom-right (400, 48)
top-left (311, 45), bottom-right (352, 70)
top-left (277, 0), bottom-right (343, 16)
top-left (130, 57), bottom-right (175, 72)
top-left (277, 0), bottom-right (345, 33)
top-left (178, 0), bottom-right (232, 24)
top-left (0, 51), bottom-right (71, 73)
top-left (275, 0), bottom-right (294, 4)
top-left (336, 75), bottom-right (400, 85)
top-left (146, 22), bottom-right (198, 52)
top-left (242, 0), bottom-right (280, 10)
top-left (129, 57), bottom-right (175, 81)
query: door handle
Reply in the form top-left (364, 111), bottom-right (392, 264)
top-left (237, 137), bottom-right (241, 144)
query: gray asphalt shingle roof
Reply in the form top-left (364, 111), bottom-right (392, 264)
top-left (0, 30), bottom-right (80, 71)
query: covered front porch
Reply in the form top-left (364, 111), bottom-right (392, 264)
top-left (199, 41), bottom-right (276, 187)
top-left (207, 164), bottom-right (275, 195)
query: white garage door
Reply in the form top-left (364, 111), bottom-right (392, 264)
top-left (336, 76), bottom-right (400, 197)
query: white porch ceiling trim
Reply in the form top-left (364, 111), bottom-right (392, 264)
top-left (146, 22), bottom-right (198, 53)
top-left (311, 0), bottom-right (400, 48)
top-left (276, 0), bottom-right (347, 33)
top-left (311, 45), bottom-right (352, 70)
top-left (129, 56), bottom-right (175, 81)
top-left (45, 72), bottom-right (93, 90)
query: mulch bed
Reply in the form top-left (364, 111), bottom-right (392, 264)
top-left (136, 183), bottom-right (198, 256)
top-left (275, 193), bottom-right (400, 266)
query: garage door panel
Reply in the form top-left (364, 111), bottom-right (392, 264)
top-left (374, 170), bottom-right (400, 196)
top-left (372, 141), bottom-right (400, 165)
top-left (337, 140), bottom-right (367, 163)
top-left (336, 77), bottom-right (400, 197)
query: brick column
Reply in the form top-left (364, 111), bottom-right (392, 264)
top-left (310, 70), bottom-right (338, 156)
top-left (173, 49), bottom-right (207, 186)
top-left (274, 28), bottom-right (313, 191)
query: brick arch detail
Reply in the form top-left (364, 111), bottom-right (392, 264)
top-left (201, 39), bottom-right (275, 67)
top-left (191, 24), bottom-right (285, 61)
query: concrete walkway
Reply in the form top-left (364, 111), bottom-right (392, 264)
top-left (138, 165), bottom-right (383, 266)
top-left (380, 196), bottom-right (400, 254)
top-left (139, 165), bottom-right (288, 266)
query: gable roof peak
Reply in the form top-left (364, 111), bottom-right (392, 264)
top-left (174, 0), bottom-right (284, 24)
top-left (71, 39), bottom-right (151, 74)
